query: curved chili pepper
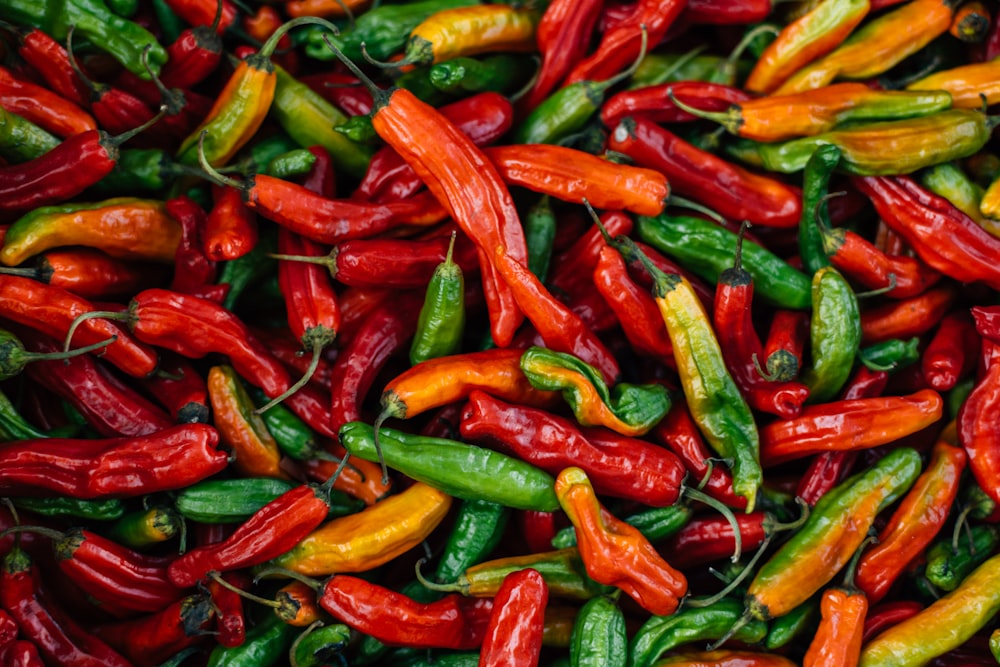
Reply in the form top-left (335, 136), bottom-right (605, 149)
top-left (555, 467), bottom-right (687, 616)
top-left (165, 195), bottom-right (215, 297)
top-left (410, 232), bottom-right (465, 365)
top-left (0, 65), bottom-right (95, 139)
top-left (1, 197), bottom-right (182, 268)
top-left (601, 80), bottom-right (753, 129)
top-left (479, 569), bottom-right (547, 667)
top-left (141, 352), bottom-right (209, 424)
top-left (855, 440), bottom-right (966, 603)
top-left (776, 0), bottom-right (957, 94)
top-left (861, 600), bottom-right (923, 644)
top-left (958, 338), bottom-right (1000, 514)
top-left (908, 58), bottom-right (1000, 108)
top-left (10, 25), bottom-right (91, 107)
top-left (0, 107), bottom-right (59, 164)
top-left (204, 572), bottom-right (245, 649)
top-left (746, 447), bottom-right (922, 621)
top-left (459, 390), bottom-right (685, 507)
top-left (1, 546), bottom-right (133, 667)
top-left (760, 389), bottom-right (943, 466)
top-left (924, 524), bottom-right (1000, 592)
top-left (271, 481), bottom-right (451, 576)
top-left (801, 266), bottom-right (860, 403)
top-left (204, 184), bottom-right (257, 262)
top-left (802, 583), bottom-right (868, 667)
top-left (433, 498), bottom-right (510, 586)
top-left (91, 593), bottom-right (216, 667)
top-left (859, 285), bottom-right (957, 344)
top-left (607, 115), bottom-right (802, 228)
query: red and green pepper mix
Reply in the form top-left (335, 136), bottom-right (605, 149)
top-left (0, 0), bottom-right (997, 664)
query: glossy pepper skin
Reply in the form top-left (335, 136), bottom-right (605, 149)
top-left (479, 569), bottom-right (548, 667)
top-left (800, 266), bottom-right (860, 403)
top-left (802, 585), bottom-right (867, 667)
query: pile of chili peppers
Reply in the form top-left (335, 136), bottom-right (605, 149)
top-left (1, 0), bottom-right (1000, 664)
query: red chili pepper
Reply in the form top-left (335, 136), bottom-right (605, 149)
top-left (91, 593), bottom-right (216, 667)
top-left (922, 310), bottom-right (980, 391)
top-left (1, 546), bottom-right (132, 667)
top-left (854, 175), bottom-right (1000, 290)
top-left (244, 5), bottom-right (299, 74)
top-left (300, 72), bottom-right (373, 118)
top-left (168, 484), bottom-right (332, 587)
top-left (301, 145), bottom-right (336, 198)
top-left (9, 248), bottom-right (166, 301)
top-left (861, 600), bottom-right (923, 644)
top-left (493, 244), bottom-right (621, 384)
top-left (0, 608), bottom-right (16, 648)
top-left (601, 81), bottom-right (753, 128)
top-left (661, 511), bottom-right (772, 568)
top-left (460, 390), bottom-right (686, 506)
top-left (628, 239), bottom-right (716, 311)
top-left (973, 305), bottom-right (1000, 345)
top-left (329, 292), bottom-right (422, 433)
top-left (166, 195), bottom-right (217, 296)
top-left (607, 115), bottom-right (802, 228)
top-left (0, 275), bottom-right (158, 378)
top-left (549, 211), bottom-right (633, 298)
top-left (356, 92), bottom-right (514, 202)
top-left (11, 26), bottom-right (90, 107)
top-left (520, 0), bottom-right (603, 113)
top-left (317, 575), bottom-right (493, 649)
top-left (251, 326), bottom-right (334, 390)
top-left (161, 0), bottom-right (239, 34)
top-left (0, 640), bottom-right (44, 667)
top-left (651, 402), bottom-right (749, 511)
top-left (22, 331), bottom-right (174, 437)
top-left (0, 64), bottom-right (96, 139)
top-left (204, 184), bottom-right (258, 262)
top-left (479, 569), bottom-right (548, 667)
top-left (0, 423), bottom-right (228, 498)
top-left (520, 510), bottom-right (560, 555)
top-left (205, 571), bottom-right (246, 648)
top-left (855, 440), bottom-right (966, 604)
top-left (141, 351), bottom-right (211, 424)
top-left (763, 309), bottom-right (809, 383)
top-left (958, 337), bottom-right (1000, 513)
top-left (860, 285), bottom-right (957, 344)
top-left (564, 0), bottom-right (688, 86)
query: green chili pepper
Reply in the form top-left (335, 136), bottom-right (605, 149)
top-left (630, 52), bottom-right (752, 89)
top-left (250, 389), bottom-right (331, 462)
top-left (395, 66), bottom-right (453, 106)
top-left (269, 65), bottom-right (373, 179)
top-left (104, 0), bottom-right (138, 18)
top-left (11, 496), bottom-right (124, 521)
top-left (738, 110), bottom-right (999, 175)
top-left (289, 623), bottom-right (351, 667)
top-left (0, 107), bottom-right (59, 164)
top-left (150, 0), bottom-right (183, 44)
top-left (924, 524), bottom-right (1000, 592)
top-left (520, 346), bottom-right (672, 436)
top-left (764, 597), bottom-right (820, 650)
top-left (801, 266), bottom-right (861, 403)
top-left (207, 612), bottom-right (296, 667)
top-left (410, 232), bottom-right (465, 366)
top-left (963, 483), bottom-right (999, 522)
top-left (300, 0), bottom-right (479, 62)
top-left (88, 148), bottom-right (185, 198)
top-left (0, 0), bottom-right (167, 80)
top-left (636, 214), bottom-right (812, 309)
top-left (859, 337), bottom-right (921, 372)
top-left (628, 598), bottom-right (768, 667)
top-left (0, 389), bottom-right (48, 441)
top-left (219, 224), bottom-right (278, 311)
top-left (524, 195), bottom-right (557, 282)
top-left (106, 507), bottom-right (181, 549)
top-left (340, 421), bottom-right (559, 511)
top-left (429, 53), bottom-right (533, 94)
top-left (264, 149), bottom-right (318, 180)
top-left (175, 478), bottom-right (298, 524)
top-left (334, 115), bottom-right (381, 145)
top-left (746, 447), bottom-right (922, 622)
top-left (433, 498), bottom-right (509, 584)
top-left (992, 628), bottom-right (1000, 664)
top-left (919, 162), bottom-right (988, 223)
top-left (552, 503), bottom-right (693, 550)
top-left (570, 594), bottom-right (627, 667)
top-left (799, 145), bottom-right (840, 275)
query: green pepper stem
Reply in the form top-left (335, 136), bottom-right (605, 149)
top-left (207, 570), bottom-right (283, 609)
top-left (370, 410), bottom-right (391, 486)
top-left (196, 130), bottom-right (244, 189)
top-left (413, 557), bottom-right (465, 594)
top-left (253, 566), bottom-right (321, 591)
top-left (717, 23), bottom-right (778, 85)
top-left (0, 525), bottom-right (65, 542)
top-left (64, 25), bottom-right (105, 98)
top-left (289, 620), bottom-right (326, 667)
top-left (854, 273), bottom-right (896, 299)
top-left (952, 503), bottom-right (976, 553)
top-left (591, 24), bottom-right (649, 93)
top-left (812, 190), bottom-right (846, 233)
top-left (667, 88), bottom-right (741, 133)
top-left (259, 16), bottom-right (341, 60)
top-left (254, 341), bottom-right (324, 415)
top-left (508, 54), bottom-right (542, 103)
top-left (751, 352), bottom-right (782, 383)
top-left (321, 35), bottom-right (392, 110)
top-left (644, 44), bottom-right (708, 88)
top-left (666, 196), bottom-right (726, 224)
top-left (18, 334), bottom-right (118, 369)
top-left (842, 531), bottom-right (878, 589)
top-left (267, 252), bottom-right (337, 276)
top-left (685, 534), bottom-right (772, 609)
top-left (62, 311), bottom-right (130, 356)
top-left (682, 486), bottom-right (743, 563)
top-left (707, 609), bottom-right (755, 651)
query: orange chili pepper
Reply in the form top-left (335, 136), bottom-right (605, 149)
top-left (207, 364), bottom-right (288, 480)
top-left (802, 586), bottom-right (868, 667)
top-left (269, 481), bottom-right (453, 576)
top-left (284, 0), bottom-right (370, 18)
top-left (274, 580), bottom-right (326, 627)
top-left (907, 57), bottom-right (1000, 108)
top-left (554, 467), bottom-right (687, 616)
top-left (949, 0), bottom-right (991, 42)
top-left (859, 284), bottom-right (957, 344)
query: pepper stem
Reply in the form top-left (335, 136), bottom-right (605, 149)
top-left (62, 311), bottom-right (130, 356)
top-left (952, 503), bottom-right (975, 553)
top-left (0, 525), bottom-right (66, 542)
top-left (666, 195), bottom-right (726, 224)
top-left (254, 341), bottom-right (324, 414)
top-left (764, 497), bottom-right (811, 534)
top-left (682, 486), bottom-right (743, 563)
top-left (253, 566), bottom-right (321, 591)
top-left (322, 35), bottom-right (392, 110)
top-left (842, 531), bottom-right (878, 590)
top-left (64, 25), bottom-right (106, 100)
top-left (684, 534), bottom-right (772, 609)
top-left (289, 620), bottom-right (325, 667)
top-left (108, 102), bottom-right (169, 148)
top-left (206, 571), bottom-right (283, 609)
top-left (258, 16), bottom-right (341, 60)
top-left (667, 88), bottom-right (742, 134)
top-left (706, 608), bottom-right (755, 651)
top-left (717, 23), bottom-right (778, 86)
top-left (413, 557), bottom-right (465, 594)
top-left (592, 24), bottom-right (649, 93)
top-left (9, 334), bottom-right (118, 379)
top-left (371, 410), bottom-right (391, 486)
top-left (138, 45), bottom-right (185, 117)
top-left (197, 130), bottom-right (243, 190)
top-left (267, 252), bottom-right (337, 277)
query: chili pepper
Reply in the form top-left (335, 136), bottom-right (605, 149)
top-left (799, 265), bottom-right (860, 402)
top-left (161, 0), bottom-right (237, 34)
top-left (740, 110), bottom-right (998, 176)
top-left (745, 446), bottom-right (922, 622)
top-left (564, 0), bottom-right (687, 86)
top-left (818, 223), bottom-right (943, 300)
top-left (165, 194), bottom-right (214, 294)
top-left (1, 545), bottom-right (133, 667)
top-left (760, 389), bottom-right (943, 466)
top-left (0, 387), bottom-right (50, 442)
top-left (169, 483), bottom-right (333, 587)
top-left (203, 184), bottom-right (257, 263)
top-left (958, 337), bottom-right (1000, 514)
top-left (0, 107), bottom-right (59, 164)
top-left (568, 594), bottom-right (626, 667)
top-left (289, 622), bottom-right (351, 667)
top-left (776, 0), bottom-right (958, 94)
top-left (175, 478), bottom-right (298, 524)
top-left (340, 420), bottom-right (559, 512)
top-left (0, 422), bottom-right (228, 498)
top-left (662, 511), bottom-right (793, 569)
top-left (555, 503), bottom-right (694, 551)
top-left (629, 598), bottom-right (770, 667)
top-left (428, 53), bottom-right (531, 95)
top-left (88, 148), bottom-right (185, 198)
top-left (859, 551), bottom-right (1000, 666)
top-left (762, 310), bottom-right (809, 383)
top-left (765, 598), bottom-right (821, 650)
top-left (547, 211), bottom-right (634, 300)
top-left (802, 574), bottom-right (868, 667)
top-left (272, 580), bottom-right (324, 628)
top-left (432, 498), bottom-right (510, 586)
top-left (861, 600), bottom-right (923, 644)
top-left (0, 0), bottom-right (167, 81)
top-left (859, 285), bottom-right (957, 344)
top-left (0, 641), bottom-right (44, 667)
top-left (555, 467), bottom-right (687, 615)
top-left (601, 80), bottom-right (753, 130)
top-left (204, 572), bottom-right (246, 649)
top-left (609, 116), bottom-right (802, 228)
top-left (1, 197), bottom-right (182, 268)
top-left (253, 392), bottom-right (335, 463)
top-left (265, 148), bottom-right (317, 180)
top-left (11, 497), bottom-right (124, 522)
top-left (713, 229), bottom-right (811, 418)
top-left (673, 83), bottom-right (954, 143)
top-left (9, 24), bottom-right (91, 107)
top-left (207, 364), bottom-right (287, 479)
top-left (859, 337), bottom-right (921, 372)
top-left (924, 524), bottom-right (1000, 591)
top-left (0, 65), bottom-right (95, 139)
top-left (105, 506), bottom-right (180, 549)
top-left (92, 593), bottom-right (216, 667)
top-left (907, 58), bottom-right (1000, 108)
top-left (483, 145), bottom-right (669, 218)
top-left (478, 568), bottom-right (547, 667)
top-left (377, 348), bottom-right (557, 426)
top-left (142, 352), bottom-right (210, 424)
top-left (460, 390), bottom-right (684, 507)
top-left (408, 232), bottom-right (464, 365)
top-left (920, 163), bottom-right (1000, 237)
top-left (685, 0), bottom-right (778, 23)
top-left (204, 611), bottom-right (294, 666)
top-left (329, 293), bottom-right (421, 433)
top-left (856, 441), bottom-right (966, 603)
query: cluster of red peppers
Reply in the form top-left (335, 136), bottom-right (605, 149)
top-left (0, 0), bottom-right (999, 665)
